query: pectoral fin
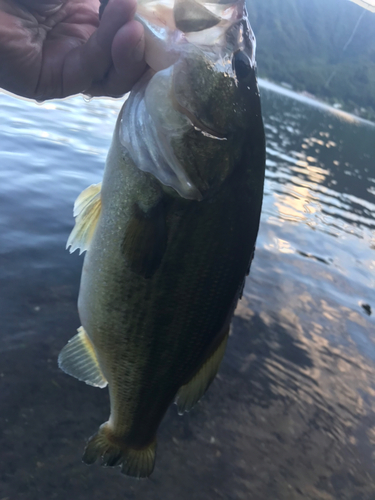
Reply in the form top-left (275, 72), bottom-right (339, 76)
top-left (121, 201), bottom-right (168, 279)
top-left (175, 329), bottom-right (229, 414)
top-left (66, 183), bottom-right (102, 255)
top-left (174, 0), bottom-right (221, 32)
top-left (58, 327), bottom-right (107, 388)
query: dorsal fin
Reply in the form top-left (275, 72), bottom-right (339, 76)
top-left (58, 326), bottom-right (108, 388)
top-left (175, 329), bottom-right (229, 414)
top-left (66, 183), bottom-right (102, 255)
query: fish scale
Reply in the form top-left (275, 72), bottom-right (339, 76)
top-left (99, 171), bottom-right (259, 442)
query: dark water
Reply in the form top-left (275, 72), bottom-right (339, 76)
top-left (0, 82), bottom-right (374, 500)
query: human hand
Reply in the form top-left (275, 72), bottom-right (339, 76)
top-left (0, 0), bottom-right (146, 100)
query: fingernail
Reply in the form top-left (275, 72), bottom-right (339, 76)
top-left (132, 35), bottom-right (145, 62)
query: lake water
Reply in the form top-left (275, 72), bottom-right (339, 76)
top-left (0, 81), bottom-right (374, 500)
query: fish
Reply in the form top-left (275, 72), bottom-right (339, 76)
top-left (58, 0), bottom-right (266, 478)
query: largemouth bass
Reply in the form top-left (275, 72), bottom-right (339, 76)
top-left (59, 0), bottom-right (265, 478)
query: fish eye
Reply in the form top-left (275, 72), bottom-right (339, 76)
top-left (232, 50), bottom-right (252, 80)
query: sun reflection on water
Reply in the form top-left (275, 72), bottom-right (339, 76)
top-left (233, 84), bottom-right (375, 493)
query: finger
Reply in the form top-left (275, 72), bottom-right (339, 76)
top-left (112, 19), bottom-right (145, 72)
top-left (62, 0), bottom-right (138, 96)
top-left (87, 60), bottom-right (145, 98)
top-left (87, 20), bottom-right (146, 97)
top-left (83, 0), bottom-right (137, 81)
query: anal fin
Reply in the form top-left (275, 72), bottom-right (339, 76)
top-left (175, 329), bottom-right (229, 415)
top-left (58, 326), bottom-right (107, 388)
top-left (66, 182), bottom-right (102, 255)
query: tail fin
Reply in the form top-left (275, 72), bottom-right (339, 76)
top-left (82, 422), bottom-right (156, 478)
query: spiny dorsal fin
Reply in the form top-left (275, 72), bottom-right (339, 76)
top-left (175, 329), bottom-right (229, 415)
top-left (174, 0), bottom-right (221, 32)
top-left (58, 326), bottom-right (108, 388)
top-left (66, 183), bottom-right (102, 255)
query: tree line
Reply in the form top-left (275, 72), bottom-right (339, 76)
top-left (247, 0), bottom-right (375, 121)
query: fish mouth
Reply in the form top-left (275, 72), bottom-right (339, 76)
top-left (136, 0), bottom-right (248, 73)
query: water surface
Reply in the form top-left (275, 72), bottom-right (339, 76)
top-left (0, 84), bottom-right (374, 499)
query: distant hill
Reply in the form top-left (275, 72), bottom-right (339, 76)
top-left (247, 0), bottom-right (375, 120)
